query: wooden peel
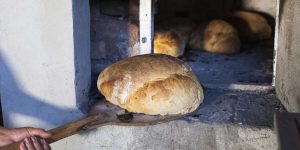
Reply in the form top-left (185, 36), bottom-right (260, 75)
top-left (1, 100), bottom-right (190, 150)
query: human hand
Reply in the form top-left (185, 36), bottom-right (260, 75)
top-left (0, 127), bottom-right (52, 150)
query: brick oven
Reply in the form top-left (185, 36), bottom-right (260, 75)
top-left (0, 0), bottom-right (299, 149)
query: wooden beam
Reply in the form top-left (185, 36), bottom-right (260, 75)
top-left (139, 0), bottom-right (154, 54)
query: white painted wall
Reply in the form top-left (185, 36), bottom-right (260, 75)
top-left (0, 0), bottom-right (91, 129)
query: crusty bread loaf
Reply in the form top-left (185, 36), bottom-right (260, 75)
top-left (203, 20), bottom-right (241, 54)
top-left (162, 19), bottom-right (197, 44)
top-left (188, 23), bottom-right (207, 50)
top-left (170, 24), bottom-right (195, 44)
top-left (154, 30), bottom-right (186, 57)
top-left (230, 11), bottom-right (272, 42)
top-left (97, 54), bottom-right (204, 115)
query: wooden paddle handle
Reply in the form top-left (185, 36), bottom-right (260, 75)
top-left (0, 114), bottom-right (104, 150)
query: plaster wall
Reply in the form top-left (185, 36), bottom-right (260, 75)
top-left (275, 0), bottom-right (300, 112)
top-left (0, 0), bottom-right (91, 128)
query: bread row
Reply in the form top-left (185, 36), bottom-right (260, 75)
top-left (154, 11), bottom-right (273, 56)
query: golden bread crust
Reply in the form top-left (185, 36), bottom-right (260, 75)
top-left (231, 11), bottom-right (272, 42)
top-left (97, 54), bottom-right (204, 115)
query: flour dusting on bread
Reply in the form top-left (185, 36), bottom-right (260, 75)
top-left (111, 74), bottom-right (133, 105)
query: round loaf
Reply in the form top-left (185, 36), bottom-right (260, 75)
top-left (154, 30), bottom-right (186, 57)
top-left (230, 11), bottom-right (272, 42)
top-left (188, 23), bottom-right (207, 50)
top-left (170, 24), bottom-right (195, 44)
top-left (204, 20), bottom-right (241, 54)
top-left (97, 54), bottom-right (204, 115)
top-left (161, 19), bottom-right (197, 44)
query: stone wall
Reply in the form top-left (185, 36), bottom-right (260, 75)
top-left (89, 0), bottom-right (140, 99)
top-left (90, 0), bottom-right (139, 62)
top-left (155, 0), bottom-right (276, 29)
top-left (156, 0), bottom-right (235, 23)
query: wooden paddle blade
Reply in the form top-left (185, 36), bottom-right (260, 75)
top-left (86, 100), bottom-right (190, 129)
top-left (46, 114), bottom-right (105, 143)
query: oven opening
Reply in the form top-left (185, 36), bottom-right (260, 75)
top-left (88, 0), bottom-right (284, 127)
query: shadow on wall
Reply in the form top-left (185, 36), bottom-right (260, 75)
top-left (73, 0), bottom-right (92, 113)
top-left (0, 96), bottom-right (2, 126)
top-left (0, 50), bottom-right (81, 128)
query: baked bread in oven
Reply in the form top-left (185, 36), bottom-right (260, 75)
top-left (97, 54), bottom-right (204, 115)
top-left (230, 11), bottom-right (272, 42)
top-left (154, 30), bottom-right (186, 57)
top-left (203, 20), bottom-right (241, 54)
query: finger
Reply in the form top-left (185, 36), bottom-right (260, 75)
top-left (9, 127), bottom-right (51, 141)
top-left (26, 128), bottom-right (52, 138)
top-left (24, 137), bottom-right (36, 150)
top-left (31, 137), bottom-right (43, 150)
top-left (40, 139), bottom-right (51, 150)
top-left (20, 141), bottom-right (28, 150)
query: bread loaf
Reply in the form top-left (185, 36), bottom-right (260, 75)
top-left (154, 30), bottom-right (186, 57)
top-left (170, 24), bottom-right (195, 44)
top-left (230, 11), bottom-right (272, 42)
top-left (188, 23), bottom-right (207, 50)
top-left (163, 19), bottom-right (197, 44)
top-left (97, 54), bottom-right (204, 115)
top-left (203, 20), bottom-right (241, 54)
